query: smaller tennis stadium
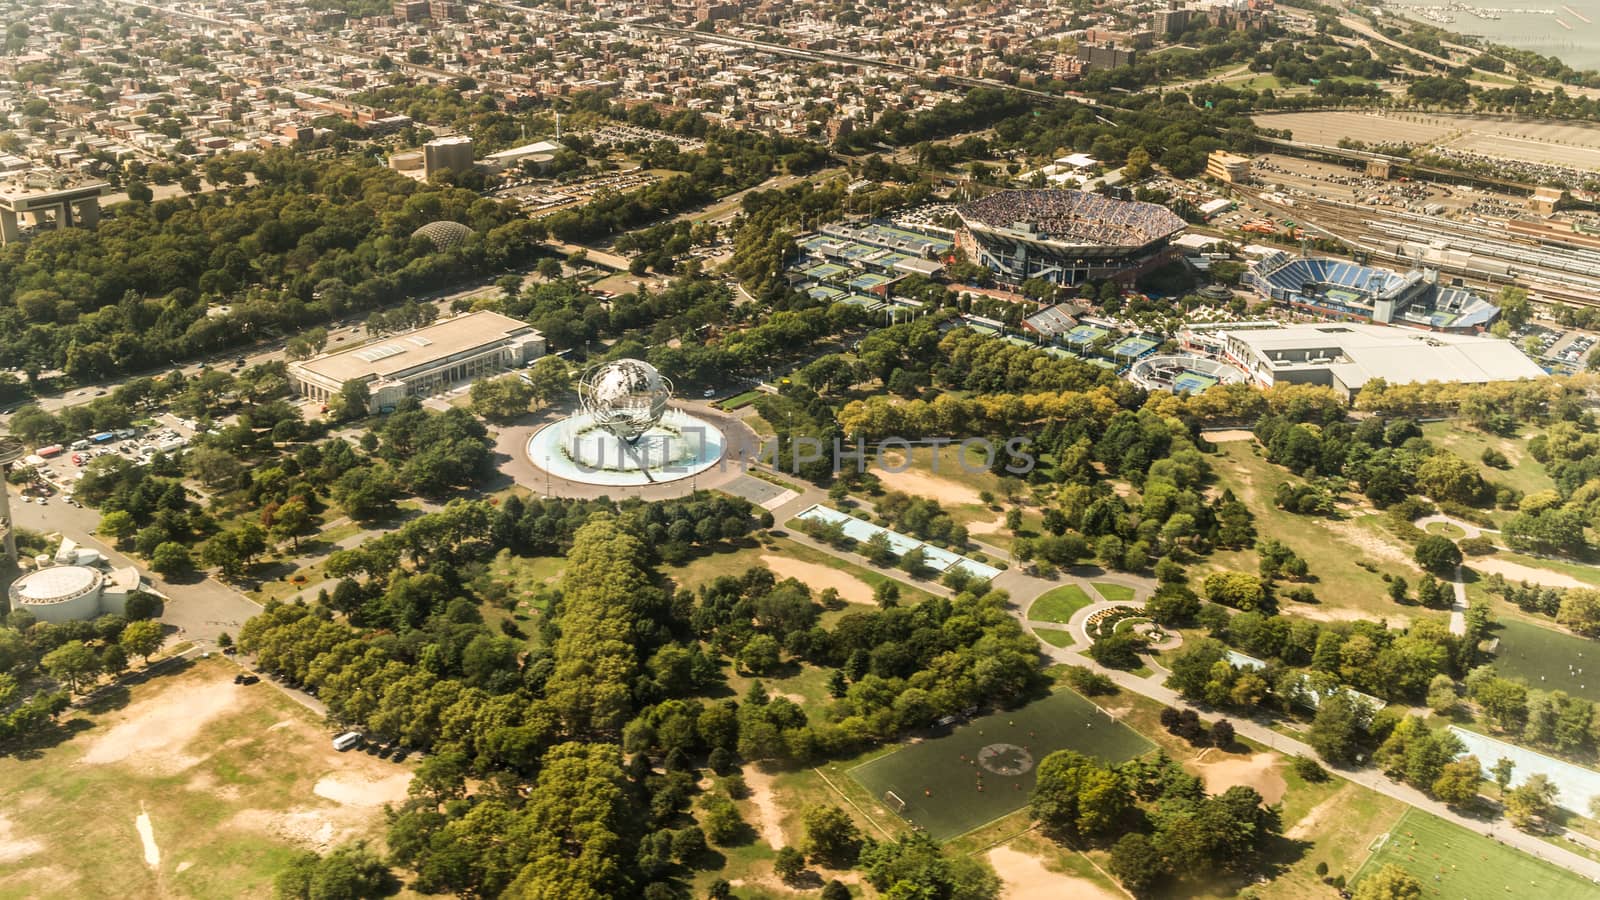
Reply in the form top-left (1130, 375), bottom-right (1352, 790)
top-left (849, 689), bottom-right (1154, 839)
top-left (1129, 355), bottom-right (1248, 394)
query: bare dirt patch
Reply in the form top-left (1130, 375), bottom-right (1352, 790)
top-left (966, 513), bottom-right (1008, 536)
top-left (312, 772), bottom-right (413, 807)
top-left (1189, 752), bottom-right (1286, 805)
top-left (1203, 429), bottom-right (1257, 443)
top-left (986, 845), bottom-right (1122, 900)
top-left (1287, 787), bottom-right (1347, 840)
top-left (135, 807), bottom-right (160, 868)
top-left (0, 815), bottom-right (42, 864)
top-left (872, 459), bottom-right (986, 508)
top-left (742, 767), bottom-right (788, 849)
top-left (1322, 520), bottom-right (1418, 571)
top-left (761, 555), bottom-right (874, 605)
top-left (1470, 558), bottom-right (1590, 590)
top-left (81, 677), bottom-right (240, 772)
top-left (1289, 605), bottom-right (1412, 627)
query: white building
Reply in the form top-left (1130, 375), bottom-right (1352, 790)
top-left (288, 310), bottom-right (546, 413)
top-left (9, 561), bottom-right (142, 623)
top-left (1217, 322), bottom-right (1545, 399)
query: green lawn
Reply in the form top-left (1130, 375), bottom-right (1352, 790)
top-left (1206, 442), bottom-right (1414, 618)
top-left (1426, 521), bottom-right (1466, 539)
top-left (1487, 618), bottom-right (1600, 704)
top-left (849, 688), bottom-right (1154, 840)
top-left (1034, 628), bottom-right (1075, 648)
top-left (1420, 421), bottom-right (1554, 505)
top-left (720, 390), bottom-right (764, 411)
top-left (1029, 585), bottom-right (1094, 623)
top-left (1092, 582), bottom-right (1136, 604)
top-left (1352, 807), bottom-right (1595, 899)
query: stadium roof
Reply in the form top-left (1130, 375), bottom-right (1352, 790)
top-left (957, 189), bottom-right (1185, 250)
top-left (1225, 323), bottom-right (1544, 391)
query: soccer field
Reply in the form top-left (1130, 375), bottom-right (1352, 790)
top-left (1490, 619), bottom-right (1600, 705)
top-left (1353, 807), bottom-right (1596, 899)
top-left (849, 689), bottom-right (1154, 840)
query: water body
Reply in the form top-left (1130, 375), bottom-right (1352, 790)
top-left (1390, 0), bottom-right (1600, 70)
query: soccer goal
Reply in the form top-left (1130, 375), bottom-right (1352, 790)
top-left (884, 790), bottom-right (908, 816)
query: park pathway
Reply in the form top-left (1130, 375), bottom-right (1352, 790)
top-left (762, 483), bottom-right (1600, 885)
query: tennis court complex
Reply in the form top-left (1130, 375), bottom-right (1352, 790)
top-left (1111, 335), bottom-right (1158, 359)
top-left (1353, 807), bottom-right (1594, 899)
top-left (849, 689), bottom-right (1154, 839)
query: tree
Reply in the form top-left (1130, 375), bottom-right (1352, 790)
top-left (1426, 673), bottom-right (1457, 714)
top-left (1203, 571), bottom-right (1268, 611)
top-left (820, 880), bottom-right (851, 900)
top-left (1432, 756), bottom-right (1481, 806)
top-left (739, 634), bottom-right (781, 675)
top-left (270, 498), bottom-right (313, 551)
top-left (275, 843), bottom-right (394, 900)
top-left (1307, 692), bottom-right (1369, 765)
top-left (149, 541), bottom-right (194, 576)
top-left (1031, 750), bottom-right (1131, 840)
top-left (42, 640), bottom-right (99, 691)
top-left (1210, 719), bottom-right (1235, 748)
top-left (1491, 757), bottom-right (1515, 792)
top-left (1108, 832), bottom-right (1164, 896)
top-left (525, 355), bottom-right (572, 409)
top-left (1504, 773), bottom-right (1558, 830)
top-left (1556, 589), bottom-right (1600, 637)
top-left (1413, 535), bottom-right (1462, 575)
top-left (469, 373), bottom-right (535, 422)
top-left (1123, 147), bottom-right (1153, 180)
top-left (701, 794), bottom-right (746, 845)
top-left (774, 846), bottom-right (806, 883)
top-left (98, 510), bottom-right (138, 546)
top-left (121, 619), bottom-right (164, 664)
top-left (1353, 864), bottom-right (1423, 900)
top-left (802, 805), bottom-right (862, 867)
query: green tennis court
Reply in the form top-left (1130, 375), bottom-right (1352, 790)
top-left (1325, 287), bottom-right (1363, 304)
top-left (1353, 807), bottom-right (1594, 899)
top-left (1111, 336), bottom-right (1158, 358)
top-left (849, 689), bottom-right (1154, 839)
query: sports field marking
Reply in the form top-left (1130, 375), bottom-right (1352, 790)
top-left (1352, 806), bottom-right (1596, 899)
top-left (848, 689), bottom-right (1154, 840)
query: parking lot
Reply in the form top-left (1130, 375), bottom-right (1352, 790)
top-left (18, 412), bottom-right (205, 500)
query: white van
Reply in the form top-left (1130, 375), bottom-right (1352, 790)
top-left (332, 731), bottom-right (364, 752)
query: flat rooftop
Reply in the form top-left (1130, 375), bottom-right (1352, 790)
top-left (296, 310), bottom-right (535, 384)
top-left (1227, 323), bottom-right (1545, 387)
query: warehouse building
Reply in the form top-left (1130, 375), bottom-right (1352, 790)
top-left (1216, 323), bottom-right (1544, 399)
top-left (289, 310), bottom-right (546, 413)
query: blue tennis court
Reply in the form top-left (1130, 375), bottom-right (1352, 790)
top-left (1110, 336), bottom-right (1158, 359)
top-left (1064, 324), bottom-right (1110, 347)
top-left (1173, 371), bottom-right (1219, 393)
top-left (851, 273), bottom-right (892, 291)
top-left (805, 262), bottom-right (849, 280)
top-left (1325, 287), bottom-right (1363, 305)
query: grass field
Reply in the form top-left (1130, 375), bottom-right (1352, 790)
top-left (1093, 582), bottom-right (1136, 604)
top-left (0, 656), bottom-right (409, 899)
top-left (1034, 628), bottom-right (1074, 648)
top-left (1029, 585), bottom-right (1094, 623)
top-left (1488, 618), bottom-right (1600, 704)
top-left (1420, 422), bottom-right (1554, 506)
top-left (1352, 807), bottom-right (1595, 899)
top-left (849, 689), bottom-right (1154, 840)
top-left (1207, 442), bottom-right (1415, 617)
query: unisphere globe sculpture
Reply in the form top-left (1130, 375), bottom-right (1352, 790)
top-left (578, 360), bottom-right (673, 444)
top-left (526, 358), bottom-right (725, 488)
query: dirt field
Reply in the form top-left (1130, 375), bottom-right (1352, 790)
top-left (0, 656), bottom-right (411, 899)
top-left (1190, 751), bottom-right (1287, 806)
top-left (1253, 110), bottom-right (1600, 170)
top-left (985, 845), bottom-right (1123, 900)
top-left (1470, 558), bottom-right (1590, 589)
top-left (873, 464), bottom-right (986, 508)
top-left (741, 767), bottom-right (788, 849)
top-left (760, 555), bottom-right (874, 604)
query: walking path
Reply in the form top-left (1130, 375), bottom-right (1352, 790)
top-left (759, 483), bottom-right (1600, 884)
